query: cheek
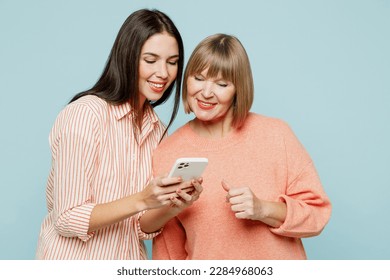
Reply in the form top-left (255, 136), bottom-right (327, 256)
top-left (186, 82), bottom-right (201, 97)
top-left (185, 91), bottom-right (197, 111)
top-left (187, 88), bottom-right (197, 98)
top-left (221, 96), bottom-right (235, 106)
top-left (219, 90), bottom-right (236, 105)
top-left (138, 64), bottom-right (150, 80)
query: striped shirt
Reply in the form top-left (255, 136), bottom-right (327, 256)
top-left (36, 95), bottom-right (165, 259)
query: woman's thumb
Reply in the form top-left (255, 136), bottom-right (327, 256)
top-left (221, 180), bottom-right (230, 192)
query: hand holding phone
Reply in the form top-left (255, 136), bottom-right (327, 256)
top-left (168, 157), bottom-right (208, 181)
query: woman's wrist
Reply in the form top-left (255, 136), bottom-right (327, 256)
top-left (167, 205), bottom-right (181, 217)
top-left (133, 192), bottom-right (148, 213)
top-left (139, 205), bottom-right (177, 233)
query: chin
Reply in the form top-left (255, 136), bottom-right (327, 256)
top-left (146, 94), bottom-right (164, 102)
top-left (195, 115), bottom-right (214, 122)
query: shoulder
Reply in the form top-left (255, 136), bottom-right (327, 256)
top-left (243, 112), bottom-right (292, 135)
top-left (60, 95), bottom-right (108, 120)
top-left (240, 113), bottom-right (303, 149)
top-left (243, 113), bottom-right (308, 157)
top-left (53, 95), bottom-right (108, 136)
top-left (67, 95), bottom-right (108, 116)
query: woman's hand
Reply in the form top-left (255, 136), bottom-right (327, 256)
top-left (89, 176), bottom-right (190, 232)
top-left (221, 180), bottom-right (286, 227)
top-left (138, 176), bottom-right (195, 211)
top-left (169, 178), bottom-right (203, 215)
top-left (221, 180), bottom-right (263, 220)
top-left (139, 177), bottom-right (203, 233)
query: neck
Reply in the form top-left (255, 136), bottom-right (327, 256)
top-left (190, 116), bottom-right (234, 139)
top-left (134, 101), bottom-right (148, 129)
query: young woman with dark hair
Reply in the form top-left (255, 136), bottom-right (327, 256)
top-left (36, 9), bottom-right (202, 260)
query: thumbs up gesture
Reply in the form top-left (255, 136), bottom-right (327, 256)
top-left (221, 180), bottom-right (261, 220)
top-left (221, 180), bottom-right (287, 227)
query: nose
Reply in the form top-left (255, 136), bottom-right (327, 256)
top-left (156, 62), bottom-right (168, 79)
top-left (201, 82), bottom-right (214, 98)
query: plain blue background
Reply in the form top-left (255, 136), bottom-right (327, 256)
top-left (1, 0), bottom-right (389, 260)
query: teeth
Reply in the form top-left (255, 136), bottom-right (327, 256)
top-left (149, 82), bottom-right (164, 88)
top-left (199, 101), bottom-right (214, 106)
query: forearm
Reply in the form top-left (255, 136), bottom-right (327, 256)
top-left (139, 206), bottom-right (179, 233)
top-left (89, 177), bottom-right (186, 232)
top-left (89, 192), bottom-right (146, 232)
top-left (258, 200), bottom-right (287, 228)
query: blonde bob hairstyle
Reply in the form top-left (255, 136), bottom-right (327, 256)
top-left (182, 33), bottom-right (254, 128)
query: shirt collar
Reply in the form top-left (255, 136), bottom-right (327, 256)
top-left (111, 101), bottom-right (159, 125)
top-left (142, 103), bottom-right (160, 125)
top-left (112, 101), bottom-right (133, 121)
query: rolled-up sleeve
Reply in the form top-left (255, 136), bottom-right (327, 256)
top-left (270, 161), bottom-right (332, 238)
top-left (136, 212), bottom-right (162, 240)
top-left (270, 122), bottom-right (332, 238)
top-left (55, 203), bottom-right (96, 241)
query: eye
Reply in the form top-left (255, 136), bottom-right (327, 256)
top-left (194, 75), bottom-right (204, 81)
top-left (144, 59), bottom-right (156, 64)
top-left (217, 82), bottom-right (228, 87)
top-left (216, 80), bottom-right (229, 87)
top-left (167, 60), bottom-right (178, 66)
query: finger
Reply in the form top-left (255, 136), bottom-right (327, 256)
top-left (221, 180), bottom-right (233, 202)
top-left (156, 184), bottom-right (181, 195)
top-left (192, 179), bottom-right (203, 193)
top-left (155, 178), bottom-right (193, 195)
top-left (231, 203), bottom-right (247, 212)
top-left (160, 176), bottom-right (183, 186)
top-left (170, 196), bottom-right (184, 207)
top-left (235, 211), bottom-right (248, 219)
top-left (180, 180), bottom-right (195, 189)
top-left (158, 192), bottom-right (179, 202)
top-left (227, 187), bottom-right (247, 197)
top-left (221, 180), bottom-right (231, 192)
top-left (195, 177), bottom-right (203, 184)
top-left (181, 187), bottom-right (195, 195)
top-left (176, 180), bottom-right (195, 194)
top-left (176, 189), bottom-right (192, 202)
top-left (229, 195), bottom-right (244, 205)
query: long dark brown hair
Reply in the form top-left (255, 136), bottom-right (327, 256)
top-left (70, 9), bottom-right (184, 136)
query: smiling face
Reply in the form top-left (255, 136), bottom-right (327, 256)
top-left (138, 32), bottom-right (179, 107)
top-left (182, 34), bottom-right (254, 129)
top-left (187, 68), bottom-right (236, 125)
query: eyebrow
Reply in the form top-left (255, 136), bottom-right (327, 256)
top-left (142, 52), bottom-right (179, 59)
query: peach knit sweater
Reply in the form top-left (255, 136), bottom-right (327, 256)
top-left (152, 113), bottom-right (331, 259)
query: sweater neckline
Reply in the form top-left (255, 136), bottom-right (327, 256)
top-left (181, 121), bottom-right (245, 151)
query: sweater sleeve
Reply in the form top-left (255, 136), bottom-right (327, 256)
top-left (51, 104), bottom-right (99, 241)
top-left (152, 217), bottom-right (187, 260)
top-left (270, 122), bottom-right (331, 238)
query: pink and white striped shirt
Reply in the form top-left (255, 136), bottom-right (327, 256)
top-left (36, 95), bottom-right (165, 259)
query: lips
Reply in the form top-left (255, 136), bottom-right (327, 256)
top-left (197, 99), bottom-right (217, 110)
top-left (148, 81), bottom-right (166, 93)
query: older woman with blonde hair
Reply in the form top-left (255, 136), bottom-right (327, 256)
top-left (140, 33), bottom-right (331, 260)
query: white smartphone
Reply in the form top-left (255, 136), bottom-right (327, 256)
top-left (168, 157), bottom-right (208, 181)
